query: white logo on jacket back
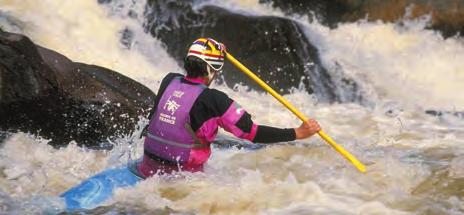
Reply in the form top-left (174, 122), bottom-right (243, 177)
top-left (159, 91), bottom-right (184, 125)
top-left (164, 96), bottom-right (180, 115)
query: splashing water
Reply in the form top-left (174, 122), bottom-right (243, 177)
top-left (1, 0), bottom-right (464, 214)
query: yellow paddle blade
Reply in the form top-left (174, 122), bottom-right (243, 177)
top-left (225, 52), bottom-right (366, 173)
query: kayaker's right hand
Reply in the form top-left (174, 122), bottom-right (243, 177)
top-left (294, 119), bottom-right (321, 139)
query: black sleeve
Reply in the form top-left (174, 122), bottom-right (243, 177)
top-left (193, 89), bottom-right (257, 134)
top-left (191, 88), bottom-right (296, 143)
top-left (253, 125), bottom-right (296, 143)
top-left (202, 90), bottom-right (296, 143)
top-left (189, 88), bottom-right (233, 131)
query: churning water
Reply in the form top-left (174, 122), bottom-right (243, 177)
top-left (0, 0), bottom-right (463, 214)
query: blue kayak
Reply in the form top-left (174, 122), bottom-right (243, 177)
top-left (60, 161), bottom-right (143, 210)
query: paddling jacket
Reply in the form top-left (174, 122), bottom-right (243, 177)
top-left (141, 73), bottom-right (295, 173)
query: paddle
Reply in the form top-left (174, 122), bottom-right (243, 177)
top-left (225, 52), bottom-right (366, 173)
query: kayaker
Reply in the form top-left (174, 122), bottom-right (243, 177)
top-left (137, 38), bottom-right (321, 177)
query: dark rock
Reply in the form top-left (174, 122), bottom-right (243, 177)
top-left (145, 0), bottom-right (364, 103)
top-left (262, 0), bottom-right (464, 37)
top-left (337, 0), bottom-right (464, 37)
top-left (146, 1), bottom-right (312, 95)
top-left (259, 0), bottom-right (352, 27)
top-left (0, 31), bottom-right (155, 147)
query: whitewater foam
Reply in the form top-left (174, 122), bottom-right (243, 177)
top-left (1, 0), bottom-right (464, 214)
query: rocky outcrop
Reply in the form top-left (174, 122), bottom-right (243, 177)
top-left (259, 0), bottom-right (352, 26)
top-left (145, 1), bottom-right (313, 95)
top-left (0, 30), bottom-right (155, 147)
top-left (263, 0), bottom-right (464, 37)
top-left (140, 0), bottom-right (364, 103)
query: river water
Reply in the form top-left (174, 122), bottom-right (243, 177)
top-left (0, 0), bottom-right (463, 214)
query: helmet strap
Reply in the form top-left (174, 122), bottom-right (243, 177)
top-left (206, 66), bottom-right (217, 86)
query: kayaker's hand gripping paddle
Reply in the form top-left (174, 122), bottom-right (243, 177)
top-left (225, 52), bottom-right (366, 173)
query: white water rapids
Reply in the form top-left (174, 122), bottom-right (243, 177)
top-left (0, 0), bottom-right (463, 214)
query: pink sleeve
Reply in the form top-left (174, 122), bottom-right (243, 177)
top-left (217, 102), bottom-right (258, 142)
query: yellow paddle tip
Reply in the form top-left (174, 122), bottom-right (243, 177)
top-left (357, 165), bottom-right (367, 173)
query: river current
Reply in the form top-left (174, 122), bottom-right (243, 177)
top-left (0, 0), bottom-right (463, 214)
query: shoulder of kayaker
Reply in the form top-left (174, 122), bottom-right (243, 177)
top-left (192, 88), bottom-right (256, 141)
top-left (194, 88), bottom-right (307, 144)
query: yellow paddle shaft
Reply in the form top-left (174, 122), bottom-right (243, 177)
top-left (225, 52), bottom-right (366, 173)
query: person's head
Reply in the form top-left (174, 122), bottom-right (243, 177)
top-left (184, 38), bottom-right (225, 85)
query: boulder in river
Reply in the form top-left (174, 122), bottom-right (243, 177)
top-left (0, 30), bottom-right (155, 147)
top-left (263, 0), bottom-right (464, 37)
top-left (141, 0), bottom-right (365, 103)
